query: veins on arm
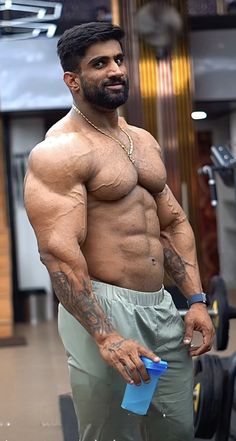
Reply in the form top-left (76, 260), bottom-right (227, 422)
top-left (24, 145), bottom-right (115, 343)
top-left (156, 185), bottom-right (199, 290)
top-left (51, 271), bottom-right (115, 338)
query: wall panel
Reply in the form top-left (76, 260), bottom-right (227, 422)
top-left (0, 117), bottom-right (13, 338)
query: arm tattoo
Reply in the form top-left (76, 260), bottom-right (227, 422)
top-left (163, 247), bottom-right (186, 285)
top-left (51, 271), bottom-right (114, 337)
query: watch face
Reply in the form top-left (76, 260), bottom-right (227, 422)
top-left (202, 294), bottom-right (210, 306)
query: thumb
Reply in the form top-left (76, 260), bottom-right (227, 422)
top-left (183, 320), bottom-right (194, 345)
top-left (140, 346), bottom-right (160, 363)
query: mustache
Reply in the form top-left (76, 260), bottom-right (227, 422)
top-left (102, 77), bottom-right (128, 87)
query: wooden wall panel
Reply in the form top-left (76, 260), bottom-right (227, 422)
top-left (0, 117), bottom-right (13, 338)
top-left (0, 274), bottom-right (11, 295)
top-left (0, 324), bottom-right (13, 338)
top-left (0, 296), bottom-right (12, 319)
top-left (0, 232), bottom-right (9, 251)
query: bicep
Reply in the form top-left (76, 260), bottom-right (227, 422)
top-left (24, 173), bottom-right (87, 261)
top-left (155, 185), bottom-right (187, 231)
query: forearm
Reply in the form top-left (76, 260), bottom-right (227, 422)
top-left (155, 185), bottom-right (202, 296)
top-left (51, 270), bottom-right (116, 343)
top-left (41, 249), bottom-right (116, 344)
top-left (161, 219), bottom-right (202, 296)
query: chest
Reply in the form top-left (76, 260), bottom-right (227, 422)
top-left (86, 144), bottom-right (165, 200)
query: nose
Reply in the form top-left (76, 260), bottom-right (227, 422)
top-left (107, 60), bottom-right (124, 78)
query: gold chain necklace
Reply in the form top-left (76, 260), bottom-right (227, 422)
top-left (72, 103), bottom-right (135, 164)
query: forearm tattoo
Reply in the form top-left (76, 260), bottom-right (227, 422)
top-left (163, 247), bottom-right (186, 285)
top-left (51, 272), bottom-right (114, 337)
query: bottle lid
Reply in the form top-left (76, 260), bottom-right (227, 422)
top-left (141, 356), bottom-right (168, 372)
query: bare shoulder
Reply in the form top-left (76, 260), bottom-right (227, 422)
top-left (130, 125), bottom-right (162, 153)
top-left (120, 118), bottom-right (162, 155)
top-left (45, 112), bottom-right (74, 138)
top-left (27, 130), bottom-right (93, 189)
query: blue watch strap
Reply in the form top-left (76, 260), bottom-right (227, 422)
top-left (187, 293), bottom-right (208, 308)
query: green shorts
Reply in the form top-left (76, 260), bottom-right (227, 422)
top-left (58, 280), bottom-right (194, 441)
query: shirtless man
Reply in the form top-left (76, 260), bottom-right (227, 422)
top-left (24, 22), bottom-right (214, 441)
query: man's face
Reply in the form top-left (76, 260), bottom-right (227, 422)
top-left (78, 40), bottom-right (129, 109)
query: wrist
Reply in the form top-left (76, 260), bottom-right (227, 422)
top-left (94, 330), bottom-right (120, 345)
top-left (186, 292), bottom-right (209, 308)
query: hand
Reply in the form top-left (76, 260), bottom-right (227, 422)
top-left (183, 303), bottom-right (215, 356)
top-left (97, 332), bottom-right (160, 385)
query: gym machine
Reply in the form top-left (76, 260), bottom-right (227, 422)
top-left (193, 145), bottom-right (236, 440)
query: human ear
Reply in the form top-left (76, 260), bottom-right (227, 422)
top-left (63, 72), bottom-right (80, 92)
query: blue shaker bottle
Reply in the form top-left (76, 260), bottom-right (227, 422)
top-left (121, 357), bottom-right (168, 415)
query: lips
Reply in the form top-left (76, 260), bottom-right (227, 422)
top-left (106, 84), bottom-right (124, 90)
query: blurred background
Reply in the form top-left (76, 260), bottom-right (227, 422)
top-left (0, 1), bottom-right (236, 440)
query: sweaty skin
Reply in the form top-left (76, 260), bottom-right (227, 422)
top-left (24, 39), bottom-right (214, 385)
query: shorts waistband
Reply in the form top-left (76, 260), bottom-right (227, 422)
top-left (91, 280), bottom-right (165, 306)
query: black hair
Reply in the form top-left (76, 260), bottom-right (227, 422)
top-left (57, 22), bottom-right (125, 72)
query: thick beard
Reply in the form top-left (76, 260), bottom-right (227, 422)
top-left (79, 75), bottom-right (129, 109)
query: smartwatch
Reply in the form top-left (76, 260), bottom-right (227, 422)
top-left (187, 293), bottom-right (209, 308)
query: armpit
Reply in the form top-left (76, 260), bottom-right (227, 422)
top-left (152, 184), bottom-right (168, 198)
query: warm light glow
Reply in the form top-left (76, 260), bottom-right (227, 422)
top-left (191, 111), bottom-right (207, 120)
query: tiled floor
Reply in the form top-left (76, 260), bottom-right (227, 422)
top-left (0, 320), bottom-right (70, 441)
top-left (1, 296), bottom-right (236, 441)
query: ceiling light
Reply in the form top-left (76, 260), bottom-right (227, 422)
top-left (191, 111), bottom-right (207, 120)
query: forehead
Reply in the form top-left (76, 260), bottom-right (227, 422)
top-left (82, 39), bottom-right (123, 63)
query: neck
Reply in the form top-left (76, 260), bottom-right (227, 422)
top-left (72, 100), bottom-right (119, 130)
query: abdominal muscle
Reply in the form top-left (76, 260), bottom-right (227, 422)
top-left (81, 186), bottom-right (165, 292)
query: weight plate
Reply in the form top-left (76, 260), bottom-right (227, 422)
top-left (193, 382), bottom-right (201, 414)
top-left (194, 354), bottom-right (224, 438)
top-left (209, 276), bottom-right (229, 351)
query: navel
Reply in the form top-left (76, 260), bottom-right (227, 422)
top-left (151, 257), bottom-right (157, 265)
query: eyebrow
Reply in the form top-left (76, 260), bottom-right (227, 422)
top-left (88, 52), bottom-right (124, 66)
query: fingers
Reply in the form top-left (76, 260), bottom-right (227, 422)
top-left (126, 355), bottom-right (147, 384)
top-left (189, 342), bottom-right (211, 357)
top-left (183, 320), bottom-right (194, 346)
top-left (99, 336), bottom-right (160, 385)
top-left (113, 360), bottom-right (135, 384)
top-left (189, 329), bottom-right (214, 357)
top-left (111, 354), bottom-right (147, 385)
top-left (133, 346), bottom-right (160, 384)
top-left (119, 349), bottom-right (157, 385)
top-left (183, 307), bottom-right (215, 356)
top-left (185, 324), bottom-right (215, 356)
top-left (130, 353), bottom-right (155, 384)
top-left (141, 348), bottom-right (160, 364)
